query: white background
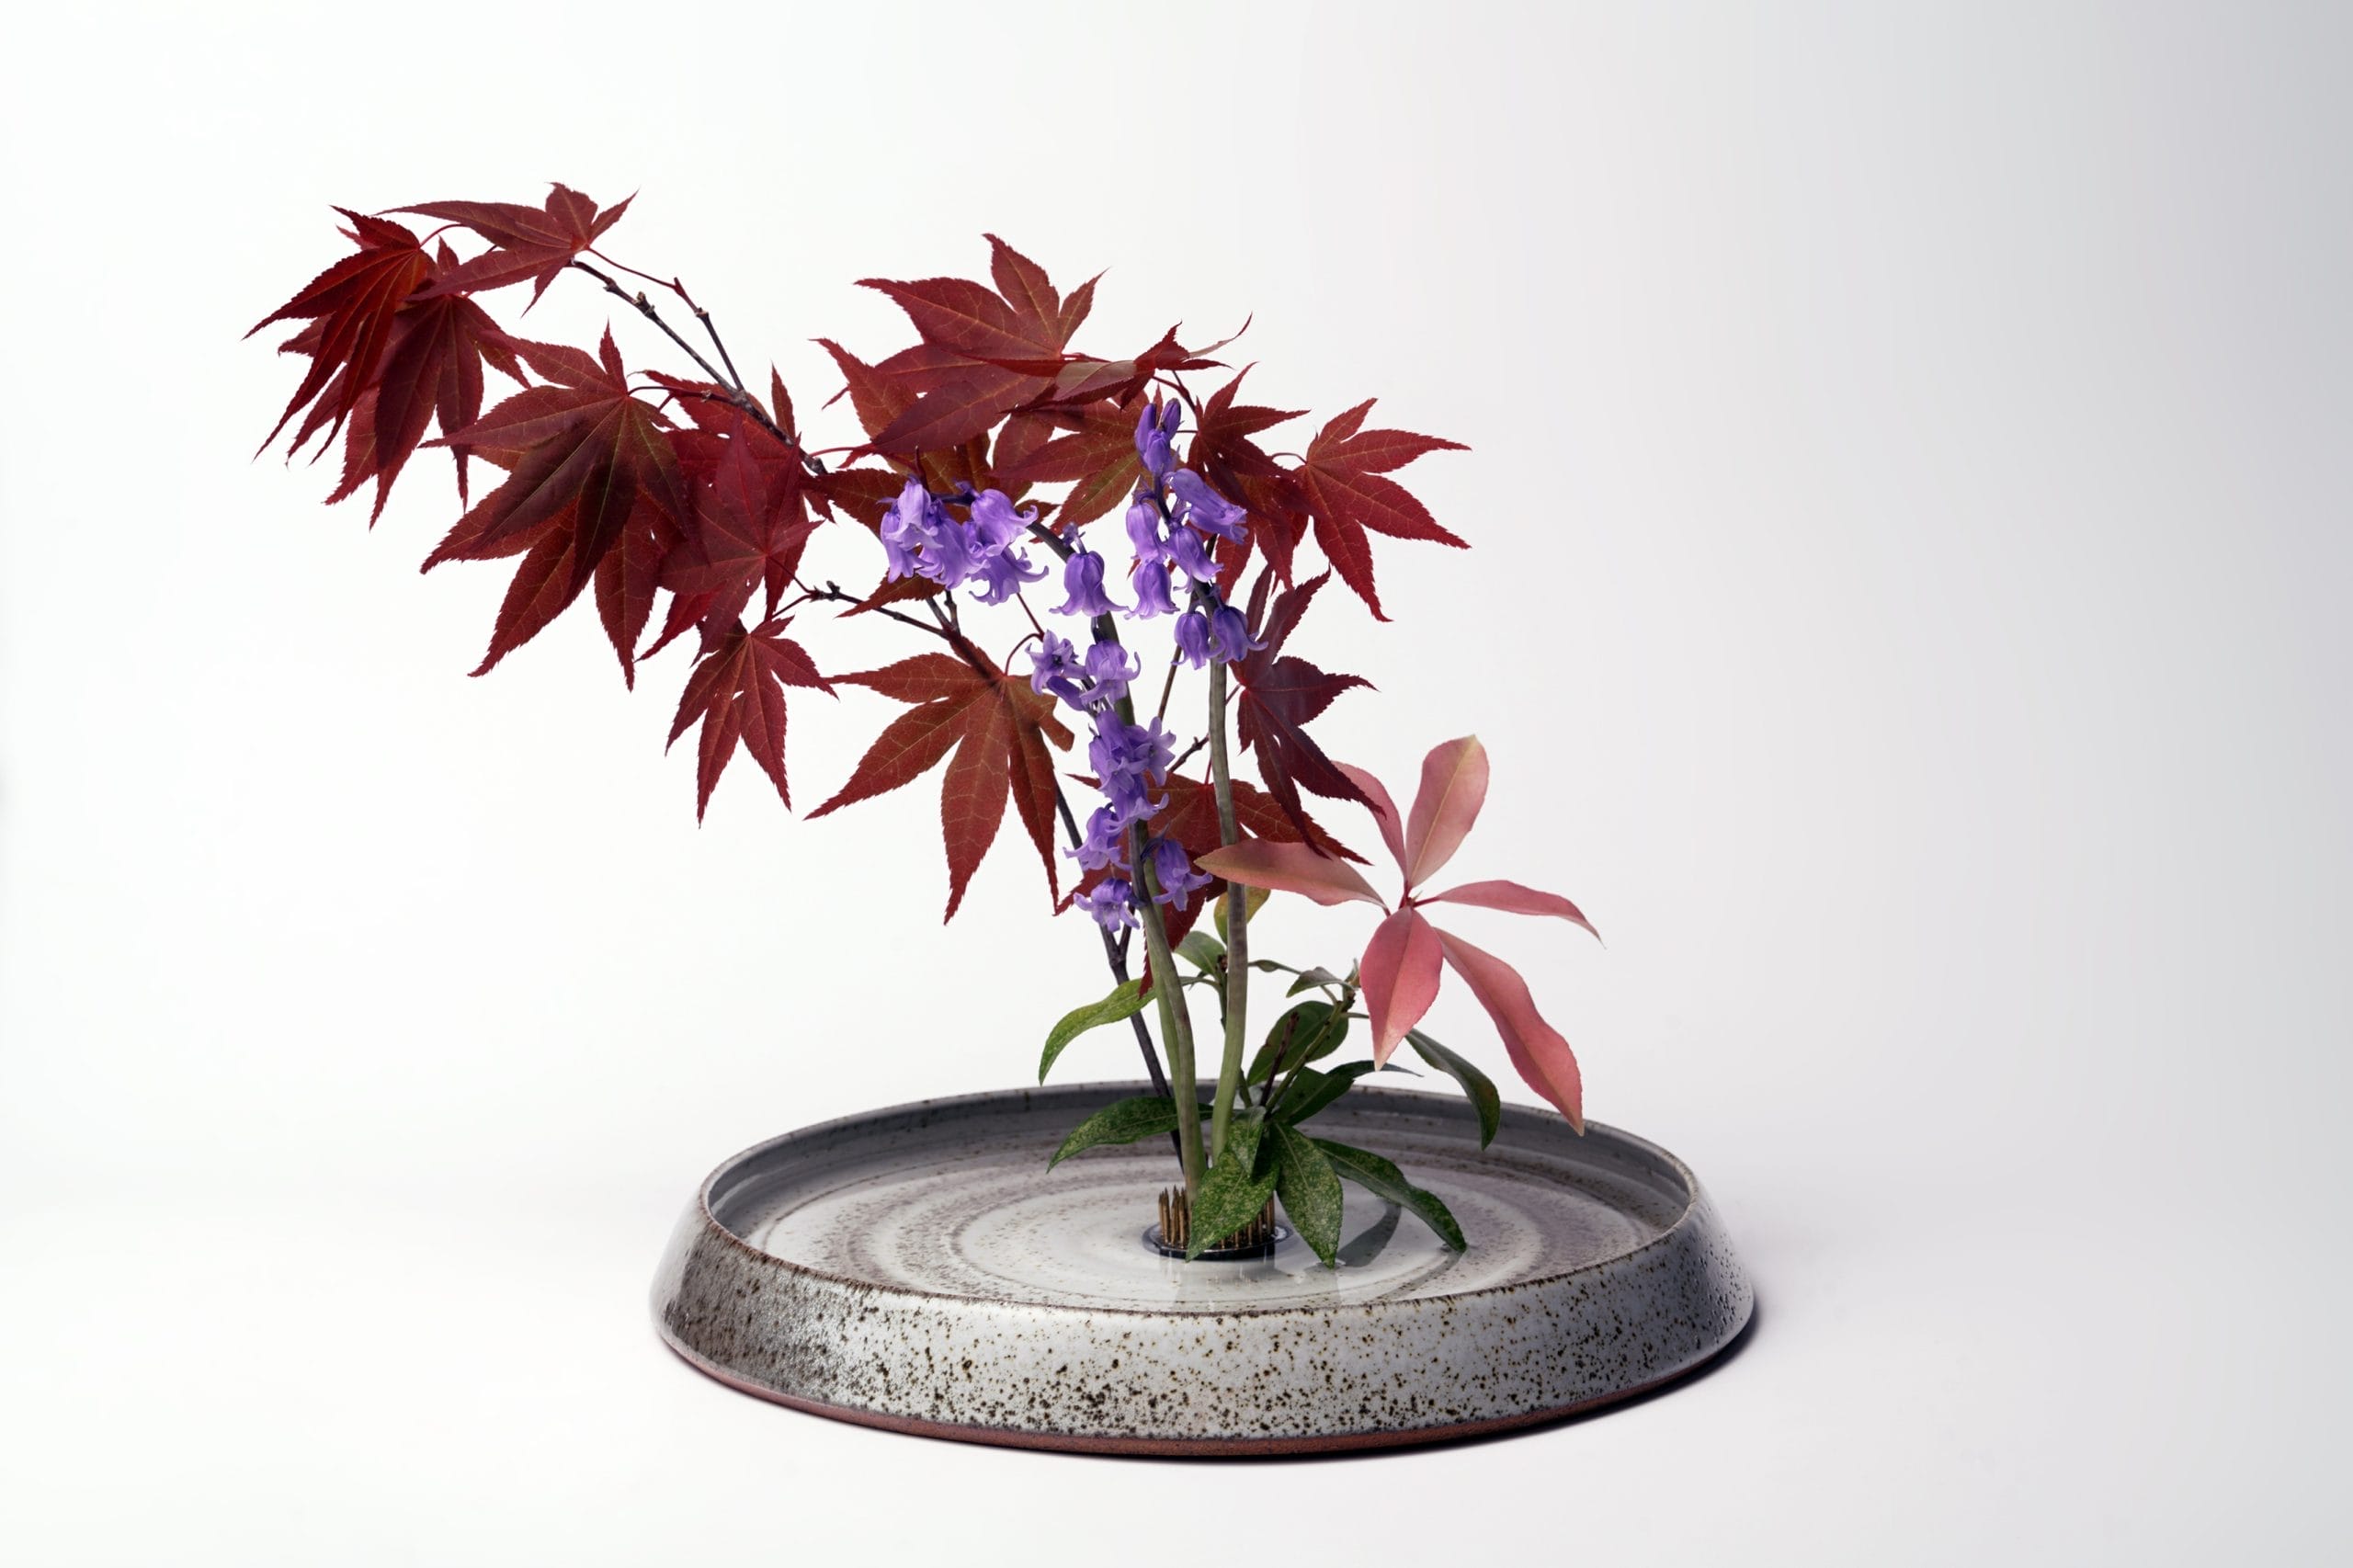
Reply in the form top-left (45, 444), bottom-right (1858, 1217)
top-left (4, 3), bottom-right (2347, 1562)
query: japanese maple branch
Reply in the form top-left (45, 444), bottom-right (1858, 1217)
top-left (568, 260), bottom-right (818, 470)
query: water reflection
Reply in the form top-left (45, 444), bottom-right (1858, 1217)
top-left (1338, 1201), bottom-right (1403, 1267)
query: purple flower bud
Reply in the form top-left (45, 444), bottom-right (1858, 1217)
top-left (1209, 603), bottom-right (1264, 664)
top-left (1146, 836), bottom-right (1214, 911)
top-left (1165, 525), bottom-right (1220, 585)
top-left (1173, 610), bottom-right (1213, 668)
top-left (1053, 549), bottom-right (1121, 618)
top-left (1169, 470), bottom-right (1247, 541)
top-left (1127, 559), bottom-right (1179, 619)
top-left (1082, 640), bottom-right (1141, 709)
top-left (1133, 399), bottom-right (1177, 481)
top-left (1080, 877), bottom-right (1139, 932)
top-left (1123, 496), bottom-right (1166, 563)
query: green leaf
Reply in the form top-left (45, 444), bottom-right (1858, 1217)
top-left (1406, 1028), bottom-right (1501, 1148)
top-left (1176, 930), bottom-right (1227, 972)
top-left (1285, 965), bottom-right (1344, 995)
top-left (1311, 1137), bottom-right (1466, 1251)
top-left (1047, 1096), bottom-right (1178, 1167)
top-left (1269, 1120), bottom-right (1344, 1267)
top-left (1215, 884), bottom-right (1271, 943)
top-left (1186, 1119), bottom-right (1278, 1259)
top-left (1039, 979), bottom-right (1150, 1083)
top-left (1245, 1000), bottom-right (1350, 1084)
top-left (1276, 1060), bottom-right (1375, 1126)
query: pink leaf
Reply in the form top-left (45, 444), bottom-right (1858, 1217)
top-left (1435, 929), bottom-right (1583, 1131)
top-left (1194, 839), bottom-right (1386, 909)
top-left (1358, 908), bottom-right (1443, 1065)
top-left (1420, 879), bottom-right (1601, 943)
top-left (1404, 735), bottom-right (1489, 891)
top-left (1336, 761), bottom-right (1407, 877)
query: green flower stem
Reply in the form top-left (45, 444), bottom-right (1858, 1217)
top-left (1131, 824), bottom-right (1204, 1202)
top-left (1205, 654), bottom-right (1251, 1165)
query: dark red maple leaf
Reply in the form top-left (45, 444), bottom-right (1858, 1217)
top-left (988, 399), bottom-right (1144, 530)
top-left (1291, 399), bottom-right (1468, 620)
top-left (814, 339), bottom-right (992, 493)
top-left (398, 184), bottom-right (633, 305)
top-left (637, 374), bottom-right (820, 669)
top-left (1186, 368), bottom-right (1312, 592)
top-left (323, 243), bottom-right (526, 520)
top-left (421, 329), bottom-right (688, 676)
top-left (1072, 772), bottom-right (1360, 949)
top-left (251, 210), bottom-right (430, 458)
top-left (811, 651), bottom-right (1075, 920)
top-left (667, 618), bottom-right (832, 819)
top-left (1233, 569), bottom-right (1373, 839)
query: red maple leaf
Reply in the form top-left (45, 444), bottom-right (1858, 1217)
top-left (638, 375), bottom-right (820, 671)
top-left (398, 184), bottom-right (633, 305)
top-left (988, 399), bottom-right (1144, 529)
top-left (250, 210), bottom-right (430, 458)
top-left (322, 242), bottom-right (527, 520)
top-left (667, 618), bottom-right (833, 819)
top-left (811, 651), bottom-right (1075, 920)
top-left (421, 329), bottom-right (688, 676)
top-left (1291, 399), bottom-right (1469, 620)
top-left (1233, 570), bottom-right (1373, 838)
top-left (1186, 368), bottom-right (1312, 592)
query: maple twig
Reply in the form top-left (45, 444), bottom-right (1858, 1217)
top-left (693, 308), bottom-right (749, 398)
top-left (568, 259), bottom-right (820, 472)
top-left (793, 580), bottom-right (952, 642)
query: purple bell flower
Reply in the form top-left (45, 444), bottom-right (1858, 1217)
top-left (880, 478), bottom-right (943, 580)
top-left (1053, 549), bottom-right (1121, 618)
top-left (1029, 631), bottom-right (1086, 699)
top-left (1209, 603), bottom-right (1264, 664)
top-left (1079, 877), bottom-right (1139, 932)
top-left (1127, 559), bottom-right (1179, 619)
top-left (1082, 641), bottom-right (1142, 709)
top-left (1124, 496), bottom-right (1166, 563)
top-left (1164, 524), bottom-right (1221, 585)
top-left (967, 489), bottom-right (1039, 556)
top-left (1173, 610), bottom-right (1213, 669)
top-left (969, 545), bottom-right (1046, 605)
top-left (1133, 399), bottom-right (1180, 481)
top-left (1169, 469), bottom-right (1247, 541)
top-left (1146, 836), bottom-right (1214, 911)
top-left (1065, 805), bottom-right (1127, 872)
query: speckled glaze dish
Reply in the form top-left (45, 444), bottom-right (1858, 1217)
top-left (653, 1082), bottom-right (1751, 1455)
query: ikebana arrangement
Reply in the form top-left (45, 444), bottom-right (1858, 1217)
top-left (250, 184), bottom-right (1601, 1267)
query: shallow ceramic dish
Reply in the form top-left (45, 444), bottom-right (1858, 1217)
top-left (653, 1081), bottom-right (1751, 1455)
